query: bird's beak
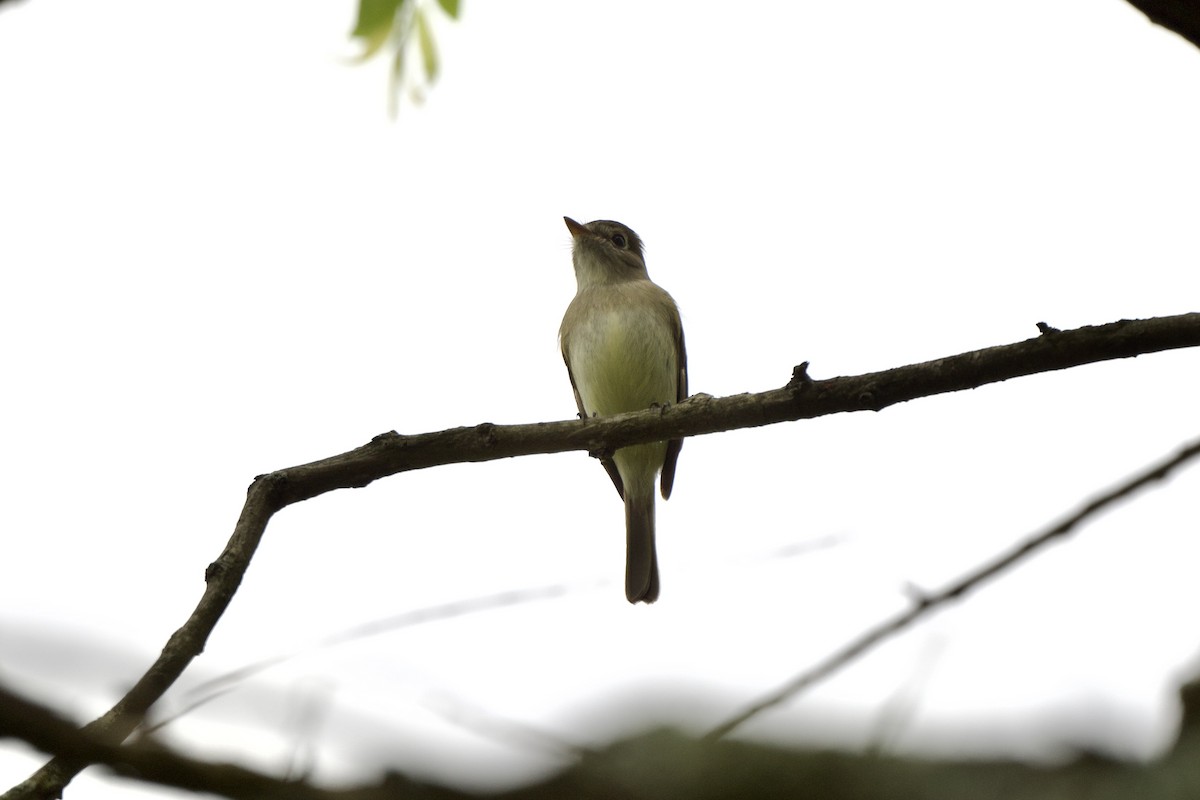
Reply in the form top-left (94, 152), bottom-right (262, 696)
top-left (563, 216), bottom-right (588, 238)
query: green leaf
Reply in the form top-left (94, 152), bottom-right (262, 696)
top-left (436, 0), bottom-right (461, 19)
top-left (352, 0), bottom-right (403, 37)
top-left (351, 0), bottom-right (404, 60)
top-left (414, 7), bottom-right (439, 83)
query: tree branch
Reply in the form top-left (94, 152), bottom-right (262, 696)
top-left (5, 312), bottom-right (1198, 799)
top-left (0, 683), bottom-right (468, 800)
top-left (1123, 0), bottom-right (1200, 49)
top-left (703, 435), bottom-right (1200, 741)
top-left (256, 314), bottom-right (1200, 510)
top-left (9, 658), bottom-right (1200, 800)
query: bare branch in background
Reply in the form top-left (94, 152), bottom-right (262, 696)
top-left (705, 435), bottom-right (1200, 741)
top-left (0, 683), bottom-right (456, 800)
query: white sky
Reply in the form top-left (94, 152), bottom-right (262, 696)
top-left (2, 0), bottom-right (1200, 795)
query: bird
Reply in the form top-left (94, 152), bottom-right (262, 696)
top-left (558, 217), bottom-right (687, 603)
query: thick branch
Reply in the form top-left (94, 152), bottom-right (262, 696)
top-left (5, 312), bottom-right (1198, 799)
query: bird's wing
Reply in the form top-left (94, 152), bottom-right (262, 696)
top-left (563, 349), bottom-right (625, 500)
top-left (660, 322), bottom-right (687, 500)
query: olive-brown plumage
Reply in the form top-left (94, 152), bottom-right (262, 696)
top-left (559, 217), bottom-right (686, 603)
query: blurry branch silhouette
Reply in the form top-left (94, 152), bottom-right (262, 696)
top-left (144, 582), bottom-right (580, 736)
top-left (0, 682), bottom-right (461, 800)
top-left (705, 435), bottom-right (1200, 741)
top-left (10, 668), bottom-right (1200, 800)
top-left (865, 636), bottom-right (947, 755)
top-left (0, 681), bottom-right (614, 800)
top-left (1124, 0), bottom-right (1200, 48)
top-left (5, 312), bottom-right (1200, 800)
top-left (282, 679), bottom-right (334, 782)
top-left (420, 691), bottom-right (591, 762)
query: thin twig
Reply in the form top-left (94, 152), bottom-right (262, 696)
top-left (704, 436), bottom-right (1200, 741)
top-left (149, 583), bottom-right (580, 734)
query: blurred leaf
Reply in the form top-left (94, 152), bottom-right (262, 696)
top-left (351, 0), bottom-right (403, 37)
top-left (414, 7), bottom-right (439, 83)
top-left (388, 43), bottom-right (406, 117)
top-left (349, 0), bottom-right (458, 114)
top-left (351, 0), bottom-right (404, 60)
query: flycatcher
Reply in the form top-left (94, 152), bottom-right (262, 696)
top-left (559, 217), bottom-right (687, 604)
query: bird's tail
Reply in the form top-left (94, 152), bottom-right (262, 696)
top-left (624, 490), bottom-right (660, 604)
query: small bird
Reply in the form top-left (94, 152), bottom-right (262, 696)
top-left (559, 217), bottom-right (687, 604)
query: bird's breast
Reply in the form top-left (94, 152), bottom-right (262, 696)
top-left (564, 288), bottom-right (679, 418)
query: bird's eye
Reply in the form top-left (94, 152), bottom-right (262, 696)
top-left (611, 233), bottom-right (627, 248)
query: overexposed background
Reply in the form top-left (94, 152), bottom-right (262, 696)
top-left (2, 1), bottom-right (1199, 795)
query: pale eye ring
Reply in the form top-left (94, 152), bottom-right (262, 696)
top-left (611, 233), bottom-right (627, 248)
